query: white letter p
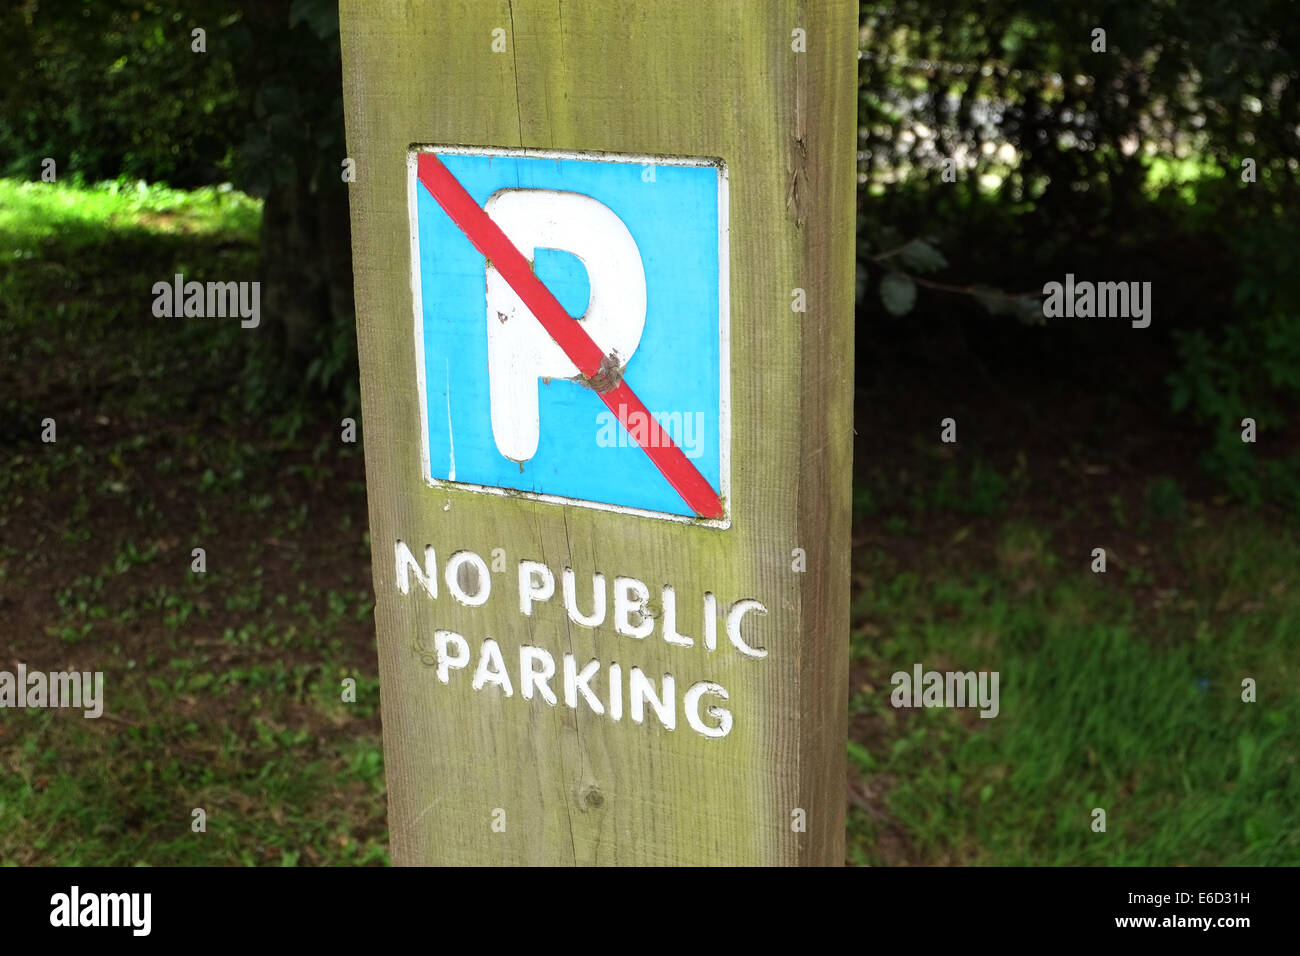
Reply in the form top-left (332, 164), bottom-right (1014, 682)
top-left (484, 189), bottom-right (646, 463)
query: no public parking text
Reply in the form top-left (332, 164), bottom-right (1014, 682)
top-left (394, 540), bottom-right (770, 739)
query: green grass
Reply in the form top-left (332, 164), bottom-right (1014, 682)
top-left (0, 672), bottom-right (387, 867)
top-left (0, 176), bottom-right (260, 249)
top-left (848, 519), bottom-right (1300, 865)
top-left (0, 176), bottom-right (384, 866)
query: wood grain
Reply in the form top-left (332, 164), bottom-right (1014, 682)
top-left (341, 0), bottom-right (857, 866)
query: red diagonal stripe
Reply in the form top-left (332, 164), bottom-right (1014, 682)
top-left (417, 152), bottom-right (723, 520)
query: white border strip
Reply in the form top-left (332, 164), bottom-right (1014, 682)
top-left (407, 143), bottom-right (731, 529)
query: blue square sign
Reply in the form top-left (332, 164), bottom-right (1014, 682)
top-left (408, 145), bottom-right (730, 524)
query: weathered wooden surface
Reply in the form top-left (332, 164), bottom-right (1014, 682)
top-left (341, 0), bottom-right (856, 865)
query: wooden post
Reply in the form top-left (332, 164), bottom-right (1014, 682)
top-left (340, 0), bottom-right (856, 866)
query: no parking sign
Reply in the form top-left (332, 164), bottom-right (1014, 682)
top-left (343, 0), bottom-right (857, 867)
top-left (409, 146), bottom-right (730, 523)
